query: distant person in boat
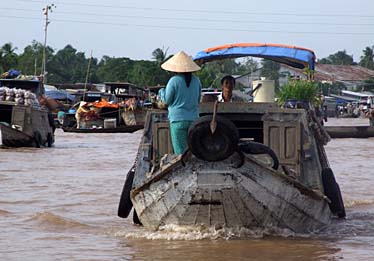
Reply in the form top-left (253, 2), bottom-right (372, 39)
top-left (158, 51), bottom-right (202, 154)
top-left (75, 101), bottom-right (90, 129)
top-left (366, 108), bottom-right (374, 127)
top-left (221, 75), bottom-right (235, 102)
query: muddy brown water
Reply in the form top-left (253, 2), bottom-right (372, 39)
top-left (1, 118), bottom-right (374, 260)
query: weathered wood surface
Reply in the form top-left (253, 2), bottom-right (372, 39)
top-left (129, 107), bottom-right (332, 233)
top-left (0, 123), bottom-right (35, 147)
top-left (325, 126), bottom-right (374, 138)
top-left (0, 103), bottom-right (54, 147)
top-left (131, 154), bottom-right (331, 232)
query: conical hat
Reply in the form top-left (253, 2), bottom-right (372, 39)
top-left (161, 51), bottom-right (201, 73)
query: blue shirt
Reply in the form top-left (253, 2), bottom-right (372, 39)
top-left (159, 74), bottom-right (201, 122)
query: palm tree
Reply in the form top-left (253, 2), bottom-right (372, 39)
top-left (152, 47), bottom-right (169, 65)
top-left (0, 42), bottom-right (18, 71)
top-left (359, 46), bottom-right (374, 70)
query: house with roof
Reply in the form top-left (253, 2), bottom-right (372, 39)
top-left (279, 64), bottom-right (374, 90)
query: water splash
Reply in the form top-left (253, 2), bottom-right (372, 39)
top-left (112, 224), bottom-right (297, 241)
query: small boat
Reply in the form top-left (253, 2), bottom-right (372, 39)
top-left (61, 82), bottom-right (147, 133)
top-left (62, 124), bottom-right (143, 133)
top-left (0, 77), bottom-right (54, 147)
top-left (118, 43), bottom-right (346, 233)
top-left (325, 125), bottom-right (374, 138)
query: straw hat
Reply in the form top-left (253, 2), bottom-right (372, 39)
top-left (161, 51), bottom-right (201, 73)
top-left (80, 101), bottom-right (88, 107)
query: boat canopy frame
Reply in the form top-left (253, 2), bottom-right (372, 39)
top-left (193, 43), bottom-right (316, 73)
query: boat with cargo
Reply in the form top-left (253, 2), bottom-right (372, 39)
top-left (118, 43), bottom-right (346, 233)
top-left (0, 76), bottom-right (54, 147)
top-left (62, 82), bottom-right (146, 133)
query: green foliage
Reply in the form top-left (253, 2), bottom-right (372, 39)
top-left (0, 42), bottom-right (18, 73)
top-left (359, 46), bottom-right (374, 70)
top-left (2, 41), bottom-right (373, 89)
top-left (277, 80), bottom-right (320, 106)
top-left (359, 77), bottom-right (374, 92)
top-left (318, 50), bottom-right (356, 65)
top-left (319, 81), bottom-right (346, 96)
top-left (260, 59), bottom-right (281, 91)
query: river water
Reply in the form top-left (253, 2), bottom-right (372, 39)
top-left (1, 118), bottom-right (374, 260)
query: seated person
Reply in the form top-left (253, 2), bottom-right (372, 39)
top-left (221, 75), bottom-right (235, 102)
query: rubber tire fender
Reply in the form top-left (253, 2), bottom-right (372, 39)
top-left (118, 165), bottom-right (135, 218)
top-left (239, 141), bottom-right (279, 170)
top-left (47, 133), bottom-right (53, 147)
top-left (187, 115), bottom-right (239, 162)
top-left (34, 131), bottom-right (42, 148)
top-left (322, 168), bottom-right (346, 218)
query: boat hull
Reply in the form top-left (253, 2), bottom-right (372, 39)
top-left (131, 154), bottom-right (332, 233)
top-left (325, 126), bottom-right (374, 138)
top-left (62, 125), bottom-right (143, 133)
top-left (0, 123), bottom-right (36, 147)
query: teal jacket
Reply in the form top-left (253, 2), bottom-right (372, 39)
top-left (159, 74), bottom-right (202, 122)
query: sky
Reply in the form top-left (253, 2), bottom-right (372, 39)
top-left (1, 0), bottom-right (374, 62)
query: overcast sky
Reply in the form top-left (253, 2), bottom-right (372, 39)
top-left (1, 0), bottom-right (374, 62)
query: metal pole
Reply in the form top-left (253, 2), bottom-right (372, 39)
top-left (42, 4), bottom-right (55, 84)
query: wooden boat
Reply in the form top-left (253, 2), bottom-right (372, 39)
top-left (61, 82), bottom-right (147, 133)
top-left (118, 43), bottom-right (346, 233)
top-left (62, 124), bottom-right (143, 133)
top-left (0, 78), bottom-right (54, 147)
top-left (325, 125), bottom-right (374, 138)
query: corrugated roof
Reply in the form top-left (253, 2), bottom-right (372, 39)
top-left (281, 64), bottom-right (374, 82)
top-left (314, 64), bottom-right (374, 82)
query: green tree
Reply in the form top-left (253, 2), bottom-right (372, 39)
top-left (0, 42), bottom-right (18, 73)
top-left (152, 47), bottom-right (169, 65)
top-left (48, 45), bottom-right (93, 83)
top-left (128, 60), bottom-right (170, 86)
top-left (18, 40), bottom-right (54, 76)
top-left (318, 50), bottom-right (356, 65)
top-left (260, 59), bottom-right (281, 91)
top-left (96, 56), bottom-right (134, 82)
top-left (359, 46), bottom-right (374, 70)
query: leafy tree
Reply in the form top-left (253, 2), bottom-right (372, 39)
top-left (152, 47), bottom-right (169, 65)
top-left (18, 40), bottom-right (54, 76)
top-left (48, 45), bottom-right (92, 83)
top-left (318, 50), bottom-right (356, 65)
top-left (359, 46), bottom-right (374, 70)
top-left (128, 60), bottom-right (170, 86)
top-left (359, 77), bottom-right (374, 92)
top-left (96, 56), bottom-right (134, 83)
top-left (0, 42), bottom-right (18, 72)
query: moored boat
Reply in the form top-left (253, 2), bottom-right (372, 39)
top-left (325, 125), bottom-right (374, 138)
top-left (0, 77), bottom-right (54, 147)
top-left (118, 43), bottom-right (346, 233)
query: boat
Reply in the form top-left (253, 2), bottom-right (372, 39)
top-left (61, 82), bottom-right (147, 133)
top-left (0, 77), bottom-right (54, 147)
top-left (325, 125), bottom-right (374, 138)
top-left (62, 125), bottom-right (143, 133)
top-left (118, 43), bottom-right (346, 233)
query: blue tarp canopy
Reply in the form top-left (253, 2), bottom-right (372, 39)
top-left (193, 43), bottom-right (316, 70)
top-left (45, 89), bottom-right (74, 101)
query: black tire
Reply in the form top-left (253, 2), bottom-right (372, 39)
top-left (133, 210), bottom-right (142, 225)
top-left (322, 168), bottom-right (346, 218)
top-left (187, 115), bottom-right (239, 162)
top-left (34, 131), bottom-right (42, 148)
top-left (47, 133), bottom-right (53, 147)
top-left (239, 141), bottom-right (279, 170)
top-left (118, 165), bottom-right (135, 218)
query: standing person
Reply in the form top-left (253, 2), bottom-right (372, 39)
top-left (158, 51), bottom-right (202, 154)
top-left (221, 75), bottom-right (236, 102)
top-left (366, 108), bottom-right (374, 127)
top-left (75, 101), bottom-right (90, 129)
